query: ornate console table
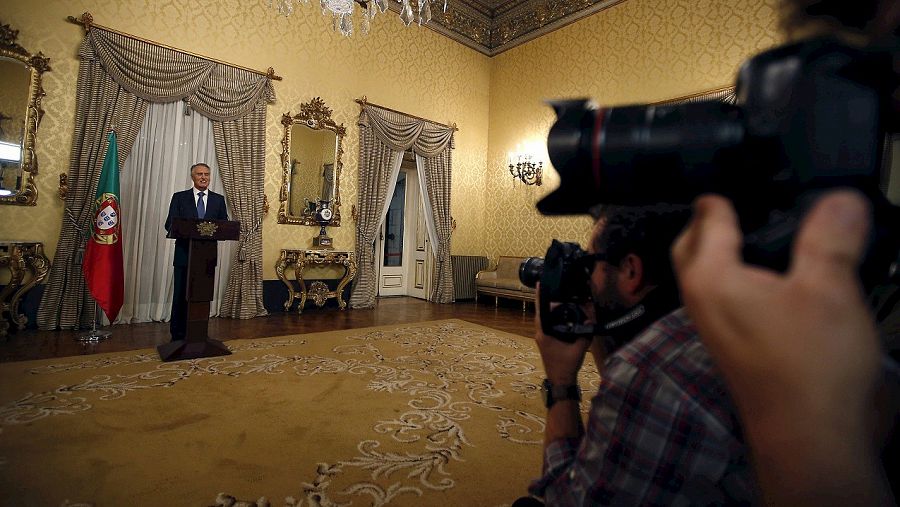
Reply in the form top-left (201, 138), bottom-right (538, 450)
top-left (0, 242), bottom-right (50, 337)
top-left (275, 249), bottom-right (357, 314)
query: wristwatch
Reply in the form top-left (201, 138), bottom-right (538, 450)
top-left (541, 378), bottom-right (581, 408)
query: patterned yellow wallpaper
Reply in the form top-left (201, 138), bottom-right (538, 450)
top-left (0, 0), bottom-right (491, 279)
top-left (0, 0), bottom-right (780, 284)
top-left (485, 0), bottom-right (782, 261)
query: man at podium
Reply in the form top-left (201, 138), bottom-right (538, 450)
top-left (164, 162), bottom-right (228, 341)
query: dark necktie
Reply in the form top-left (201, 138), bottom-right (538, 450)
top-left (197, 191), bottom-right (206, 219)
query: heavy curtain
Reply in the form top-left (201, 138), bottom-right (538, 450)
top-left (38, 28), bottom-right (273, 330)
top-left (119, 101), bottom-right (233, 323)
top-left (349, 104), bottom-right (455, 309)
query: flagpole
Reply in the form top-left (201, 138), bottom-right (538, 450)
top-left (78, 300), bottom-right (111, 342)
top-left (82, 129), bottom-right (125, 335)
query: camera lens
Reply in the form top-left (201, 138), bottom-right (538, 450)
top-left (519, 257), bottom-right (544, 288)
top-left (538, 99), bottom-right (746, 215)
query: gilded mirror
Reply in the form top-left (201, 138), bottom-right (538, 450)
top-left (0, 23), bottom-right (50, 206)
top-left (278, 97), bottom-right (345, 226)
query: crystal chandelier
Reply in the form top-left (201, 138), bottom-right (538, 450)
top-left (269, 0), bottom-right (448, 37)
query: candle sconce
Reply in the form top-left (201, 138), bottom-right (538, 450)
top-left (508, 152), bottom-right (542, 186)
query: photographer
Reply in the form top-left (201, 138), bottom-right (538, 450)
top-left (528, 204), bottom-right (757, 505)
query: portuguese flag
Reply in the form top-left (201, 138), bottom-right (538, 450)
top-left (83, 131), bottom-right (124, 323)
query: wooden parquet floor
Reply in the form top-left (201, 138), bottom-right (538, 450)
top-left (0, 297), bottom-right (536, 363)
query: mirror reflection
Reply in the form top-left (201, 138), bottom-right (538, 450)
top-left (278, 97), bottom-right (346, 226)
top-left (288, 125), bottom-right (337, 216)
top-left (0, 58), bottom-right (29, 196)
top-left (0, 23), bottom-right (50, 206)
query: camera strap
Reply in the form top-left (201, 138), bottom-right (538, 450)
top-left (597, 285), bottom-right (682, 353)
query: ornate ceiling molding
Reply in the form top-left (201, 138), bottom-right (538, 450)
top-left (392, 0), bottom-right (628, 56)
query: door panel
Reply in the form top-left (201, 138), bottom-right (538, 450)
top-left (378, 172), bottom-right (407, 296)
top-left (376, 159), bottom-right (431, 300)
top-left (408, 178), bottom-right (429, 300)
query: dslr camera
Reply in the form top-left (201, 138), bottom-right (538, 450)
top-left (520, 240), bottom-right (597, 340)
top-left (527, 36), bottom-right (899, 339)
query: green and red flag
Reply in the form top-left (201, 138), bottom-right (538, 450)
top-left (83, 131), bottom-right (124, 323)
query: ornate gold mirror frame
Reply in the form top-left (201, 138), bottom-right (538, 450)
top-left (278, 97), bottom-right (346, 227)
top-left (0, 23), bottom-right (50, 206)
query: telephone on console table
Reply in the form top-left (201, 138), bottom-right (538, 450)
top-left (275, 249), bottom-right (357, 314)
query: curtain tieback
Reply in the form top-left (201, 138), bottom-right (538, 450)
top-left (65, 208), bottom-right (82, 231)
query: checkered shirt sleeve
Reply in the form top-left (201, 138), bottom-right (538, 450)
top-left (529, 308), bottom-right (754, 506)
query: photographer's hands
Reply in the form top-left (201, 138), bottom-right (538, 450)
top-left (672, 191), bottom-right (892, 506)
top-left (535, 285), bottom-right (593, 444)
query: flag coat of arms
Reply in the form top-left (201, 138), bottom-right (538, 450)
top-left (82, 131), bottom-right (124, 322)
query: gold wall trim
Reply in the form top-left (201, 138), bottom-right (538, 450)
top-left (66, 12), bottom-right (283, 81)
top-left (403, 0), bottom-right (630, 56)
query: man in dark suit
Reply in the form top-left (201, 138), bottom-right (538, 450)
top-left (164, 162), bottom-right (228, 341)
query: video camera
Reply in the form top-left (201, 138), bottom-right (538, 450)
top-left (527, 36), bottom-right (900, 340)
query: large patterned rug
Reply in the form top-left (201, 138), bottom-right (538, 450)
top-left (0, 319), bottom-right (597, 506)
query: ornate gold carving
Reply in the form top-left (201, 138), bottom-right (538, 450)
top-left (275, 249), bottom-right (357, 313)
top-left (308, 281), bottom-right (330, 307)
top-left (58, 173), bottom-right (68, 200)
top-left (419, 0), bottom-right (627, 56)
top-left (299, 97), bottom-right (335, 127)
top-left (278, 97), bottom-right (346, 227)
top-left (66, 12), bottom-right (95, 32)
top-left (0, 242), bottom-right (50, 337)
top-left (0, 22), bottom-right (50, 206)
top-left (0, 24), bottom-right (26, 54)
top-left (196, 221), bottom-right (218, 237)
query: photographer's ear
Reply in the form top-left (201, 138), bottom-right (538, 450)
top-left (617, 253), bottom-right (646, 302)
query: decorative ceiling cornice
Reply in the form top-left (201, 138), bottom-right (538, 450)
top-left (390, 0), bottom-right (628, 56)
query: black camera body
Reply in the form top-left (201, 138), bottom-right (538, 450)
top-left (520, 240), bottom-right (596, 341)
top-left (540, 37), bottom-right (898, 287)
top-left (531, 37), bottom-right (899, 341)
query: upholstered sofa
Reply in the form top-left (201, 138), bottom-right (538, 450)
top-left (475, 256), bottom-right (536, 310)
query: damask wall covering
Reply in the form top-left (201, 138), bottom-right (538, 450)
top-left (0, 0), bottom-right (491, 279)
top-left (486, 0), bottom-right (782, 260)
top-left (0, 0), bottom-right (780, 284)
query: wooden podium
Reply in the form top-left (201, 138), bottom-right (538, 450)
top-left (157, 218), bottom-right (240, 362)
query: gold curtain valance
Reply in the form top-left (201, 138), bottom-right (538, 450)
top-left (68, 12), bottom-right (278, 122)
top-left (356, 98), bottom-right (457, 158)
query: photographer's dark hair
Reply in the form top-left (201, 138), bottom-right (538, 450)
top-left (592, 204), bottom-right (692, 287)
top-left (779, 0), bottom-right (900, 40)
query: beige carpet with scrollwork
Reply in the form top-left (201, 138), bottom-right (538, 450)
top-left (0, 319), bottom-right (599, 506)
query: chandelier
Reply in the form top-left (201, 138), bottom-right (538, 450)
top-left (270, 0), bottom-right (448, 37)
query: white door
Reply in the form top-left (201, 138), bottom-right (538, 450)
top-left (376, 160), bottom-right (431, 299)
top-left (407, 171), bottom-right (430, 300)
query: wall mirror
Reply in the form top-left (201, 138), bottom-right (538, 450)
top-left (0, 23), bottom-right (50, 206)
top-left (278, 97), bottom-right (346, 226)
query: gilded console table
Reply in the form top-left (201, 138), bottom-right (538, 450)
top-left (0, 242), bottom-right (50, 337)
top-left (275, 249), bottom-right (357, 314)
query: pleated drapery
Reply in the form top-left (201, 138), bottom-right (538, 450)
top-left (349, 104), bottom-right (456, 308)
top-left (38, 27), bottom-right (273, 330)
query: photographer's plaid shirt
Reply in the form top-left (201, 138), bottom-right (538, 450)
top-left (529, 308), bottom-right (757, 505)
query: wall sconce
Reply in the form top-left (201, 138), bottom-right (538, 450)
top-left (508, 151), bottom-right (543, 186)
